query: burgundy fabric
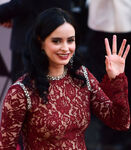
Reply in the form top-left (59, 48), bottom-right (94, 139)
top-left (0, 67), bottom-right (130, 150)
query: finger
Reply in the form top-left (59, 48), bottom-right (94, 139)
top-left (112, 35), bottom-right (117, 54)
top-left (118, 39), bottom-right (127, 56)
top-left (123, 44), bottom-right (130, 59)
top-left (105, 56), bottom-right (108, 70)
top-left (105, 56), bottom-right (111, 70)
top-left (105, 56), bottom-right (108, 66)
top-left (105, 38), bottom-right (111, 56)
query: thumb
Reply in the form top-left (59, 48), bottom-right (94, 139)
top-left (105, 56), bottom-right (109, 65)
top-left (105, 56), bottom-right (111, 70)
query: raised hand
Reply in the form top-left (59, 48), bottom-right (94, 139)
top-left (104, 35), bottom-right (130, 80)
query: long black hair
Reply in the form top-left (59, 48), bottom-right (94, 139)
top-left (23, 7), bottom-right (86, 103)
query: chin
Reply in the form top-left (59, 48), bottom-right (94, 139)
top-left (62, 60), bottom-right (70, 65)
top-left (59, 62), bottom-right (69, 66)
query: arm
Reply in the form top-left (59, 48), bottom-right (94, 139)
top-left (0, 84), bottom-right (27, 149)
top-left (88, 35), bottom-right (130, 130)
top-left (88, 70), bottom-right (130, 130)
top-left (0, 0), bottom-right (32, 23)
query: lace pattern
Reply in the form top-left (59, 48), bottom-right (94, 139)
top-left (0, 67), bottom-right (130, 150)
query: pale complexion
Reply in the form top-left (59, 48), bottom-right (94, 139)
top-left (41, 22), bottom-right (75, 77)
top-left (105, 35), bottom-right (130, 80)
top-left (42, 23), bottom-right (130, 80)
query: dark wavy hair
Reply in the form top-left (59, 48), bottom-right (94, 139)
top-left (23, 7), bottom-right (86, 103)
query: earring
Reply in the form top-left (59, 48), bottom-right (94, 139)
top-left (70, 56), bottom-right (73, 67)
top-left (70, 53), bottom-right (75, 67)
top-left (41, 49), bottom-right (46, 55)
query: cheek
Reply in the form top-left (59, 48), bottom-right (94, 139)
top-left (47, 44), bottom-right (60, 51)
top-left (44, 44), bottom-right (58, 55)
top-left (70, 44), bottom-right (76, 53)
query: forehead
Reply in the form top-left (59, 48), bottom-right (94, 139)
top-left (48, 22), bottom-right (75, 38)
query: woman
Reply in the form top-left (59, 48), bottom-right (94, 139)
top-left (0, 8), bottom-right (130, 150)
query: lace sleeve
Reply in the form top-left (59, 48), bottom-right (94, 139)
top-left (88, 70), bottom-right (130, 131)
top-left (0, 84), bottom-right (27, 149)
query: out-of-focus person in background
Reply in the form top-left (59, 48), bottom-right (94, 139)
top-left (0, 1), bottom-right (72, 150)
top-left (0, 7), bottom-right (130, 150)
top-left (0, 0), bottom-right (10, 5)
top-left (0, 0), bottom-right (72, 83)
top-left (85, 0), bottom-right (131, 149)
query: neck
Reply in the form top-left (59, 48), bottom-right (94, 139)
top-left (48, 65), bottom-right (65, 77)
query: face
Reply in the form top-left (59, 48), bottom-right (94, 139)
top-left (41, 22), bottom-right (76, 68)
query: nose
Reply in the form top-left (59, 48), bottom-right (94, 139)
top-left (61, 42), bottom-right (69, 51)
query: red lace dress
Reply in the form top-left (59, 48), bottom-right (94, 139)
top-left (0, 67), bottom-right (130, 150)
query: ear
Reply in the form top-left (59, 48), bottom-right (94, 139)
top-left (37, 36), bottom-right (42, 42)
top-left (41, 42), bottom-right (45, 51)
top-left (37, 36), bottom-right (44, 50)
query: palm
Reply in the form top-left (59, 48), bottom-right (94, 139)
top-left (107, 54), bottom-right (125, 78)
top-left (105, 35), bottom-right (130, 79)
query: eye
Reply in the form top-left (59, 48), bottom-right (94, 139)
top-left (67, 37), bottom-right (75, 43)
top-left (52, 38), bottom-right (61, 44)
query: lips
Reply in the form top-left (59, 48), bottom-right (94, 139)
top-left (57, 53), bottom-right (70, 60)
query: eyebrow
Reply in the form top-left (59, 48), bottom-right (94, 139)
top-left (68, 36), bottom-right (75, 39)
top-left (51, 36), bottom-right (75, 39)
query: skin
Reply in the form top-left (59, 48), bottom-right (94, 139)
top-left (105, 35), bottom-right (130, 80)
top-left (41, 22), bottom-right (76, 77)
top-left (41, 22), bottom-right (130, 80)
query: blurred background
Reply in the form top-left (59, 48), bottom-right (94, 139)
top-left (0, 0), bottom-right (131, 150)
